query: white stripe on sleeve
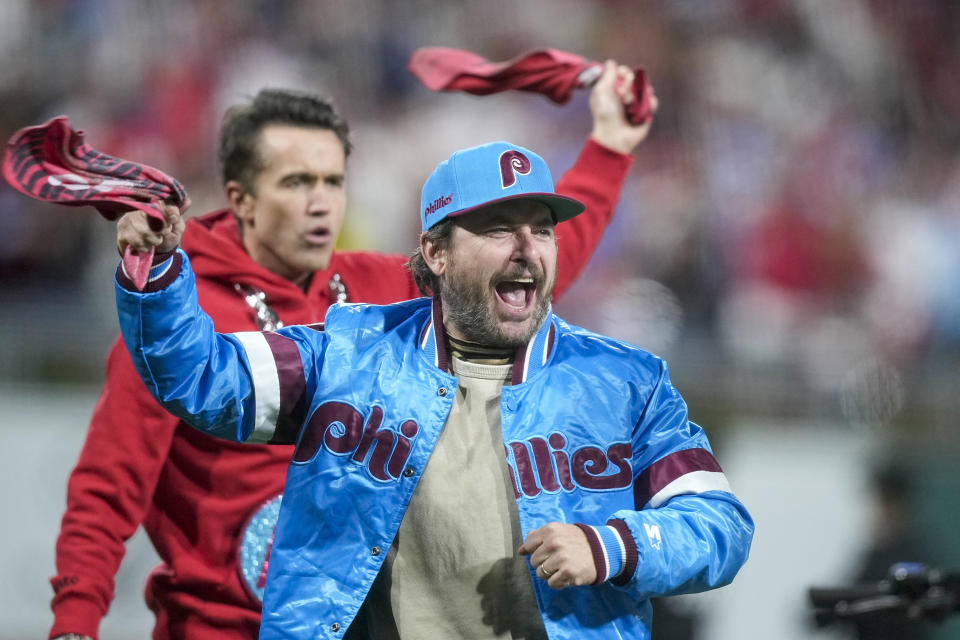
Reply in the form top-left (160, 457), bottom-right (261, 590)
top-left (233, 331), bottom-right (281, 443)
top-left (647, 470), bottom-right (732, 508)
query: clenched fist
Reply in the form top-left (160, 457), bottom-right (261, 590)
top-left (589, 59), bottom-right (659, 155)
top-left (518, 522), bottom-right (596, 589)
top-left (116, 202), bottom-right (184, 256)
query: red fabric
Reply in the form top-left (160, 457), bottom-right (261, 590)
top-left (49, 139), bottom-right (631, 639)
top-left (408, 46), bottom-right (654, 125)
top-left (2, 116), bottom-right (189, 225)
top-left (408, 47), bottom-right (590, 103)
top-left (2, 116), bottom-right (191, 290)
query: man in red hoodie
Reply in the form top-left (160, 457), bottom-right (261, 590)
top-left (50, 60), bottom-right (655, 640)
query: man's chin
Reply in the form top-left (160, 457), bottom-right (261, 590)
top-left (492, 317), bottom-right (540, 348)
top-left (300, 251), bottom-right (334, 273)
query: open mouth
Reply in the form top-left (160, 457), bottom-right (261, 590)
top-left (494, 277), bottom-right (537, 312)
top-left (305, 228), bottom-right (331, 245)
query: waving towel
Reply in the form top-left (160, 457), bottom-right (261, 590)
top-left (2, 116), bottom-right (190, 290)
top-left (408, 46), bottom-right (654, 125)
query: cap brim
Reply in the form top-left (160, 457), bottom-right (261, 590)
top-left (445, 192), bottom-right (586, 224)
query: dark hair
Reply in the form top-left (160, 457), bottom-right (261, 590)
top-left (218, 88), bottom-right (352, 192)
top-left (406, 219), bottom-right (455, 296)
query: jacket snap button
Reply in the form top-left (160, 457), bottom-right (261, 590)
top-left (438, 386), bottom-right (447, 396)
top-left (403, 466), bottom-right (415, 477)
top-left (331, 622), bottom-right (340, 632)
top-left (371, 546), bottom-right (381, 556)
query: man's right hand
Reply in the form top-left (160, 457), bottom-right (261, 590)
top-left (116, 202), bottom-right (184, 256)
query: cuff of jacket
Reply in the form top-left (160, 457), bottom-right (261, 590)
top-left (49, 592), bottom-right (104, 640)
top-left (574, 519), bottom-right (637, 585)
top-left (116, 248), bottom-right (182, 292)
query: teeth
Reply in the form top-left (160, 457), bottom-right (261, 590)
top-left (512, 278), bottom-right (534, 284)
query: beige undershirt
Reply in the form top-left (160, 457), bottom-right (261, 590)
top-left (366, 357), bottom-right (547, 639)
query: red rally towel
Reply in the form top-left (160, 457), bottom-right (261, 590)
top-left (2, 116), bottom-right (190, 290)
top-left (408, 46), bottom-right (654, 125)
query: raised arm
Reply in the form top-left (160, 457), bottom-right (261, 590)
top-left (115, 206), bottom-right (261, 443)
top-left (553, 59), bottom-right (658, 298)
top-left (115, 206), bottom-right (326, 446)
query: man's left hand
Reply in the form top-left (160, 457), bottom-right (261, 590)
top-left (518, 522), bottom-right (597, 589)
top-left (588, 59), bottom-right (658, 155)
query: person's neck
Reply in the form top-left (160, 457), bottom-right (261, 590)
top-left (292, 271), bottom-right (313, 292)
top-left (241, 235), bottom-right (314, 292)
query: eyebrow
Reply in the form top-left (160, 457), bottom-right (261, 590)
top-left (279, 170), bottom-right (345, 181)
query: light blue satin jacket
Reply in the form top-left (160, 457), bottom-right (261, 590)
top-left (117, 251), bottom-right (753, 639)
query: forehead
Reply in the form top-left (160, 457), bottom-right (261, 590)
top-left (256, 124), bottom-right (345, 172)
top-left (454, 199), bottom-right (554, 230)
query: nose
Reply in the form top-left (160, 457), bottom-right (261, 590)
top-left (307, 184), bottom-right (330, 216)
top-left (511, 227), bottom-right (540, 262)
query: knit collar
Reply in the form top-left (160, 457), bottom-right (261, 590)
top-left (419, 295), bottom-right (556, 385)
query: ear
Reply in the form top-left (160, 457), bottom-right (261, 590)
top-left (225, 180), bottom-right (255, 224)
top-left (420, 232), bottom-right (448, 277)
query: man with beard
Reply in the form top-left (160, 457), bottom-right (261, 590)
top-left (110, 140), bottom-right (754, 640)
top-left (50, 61), bottom-right (655, 640)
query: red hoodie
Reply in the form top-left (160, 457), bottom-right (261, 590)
top-left (49, 139), bottom-right (632, 639)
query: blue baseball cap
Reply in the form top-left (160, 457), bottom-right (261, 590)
top-left (419, 141), bottom-right (585, 232)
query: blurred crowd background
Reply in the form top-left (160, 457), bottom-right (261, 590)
top-left (2, 1), bottom-right (959, 639)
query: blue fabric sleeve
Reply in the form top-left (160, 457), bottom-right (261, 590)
top-left (115, 249), bottom-right (323, 443)
top-left (607, 359), bottom-right (755, 598)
